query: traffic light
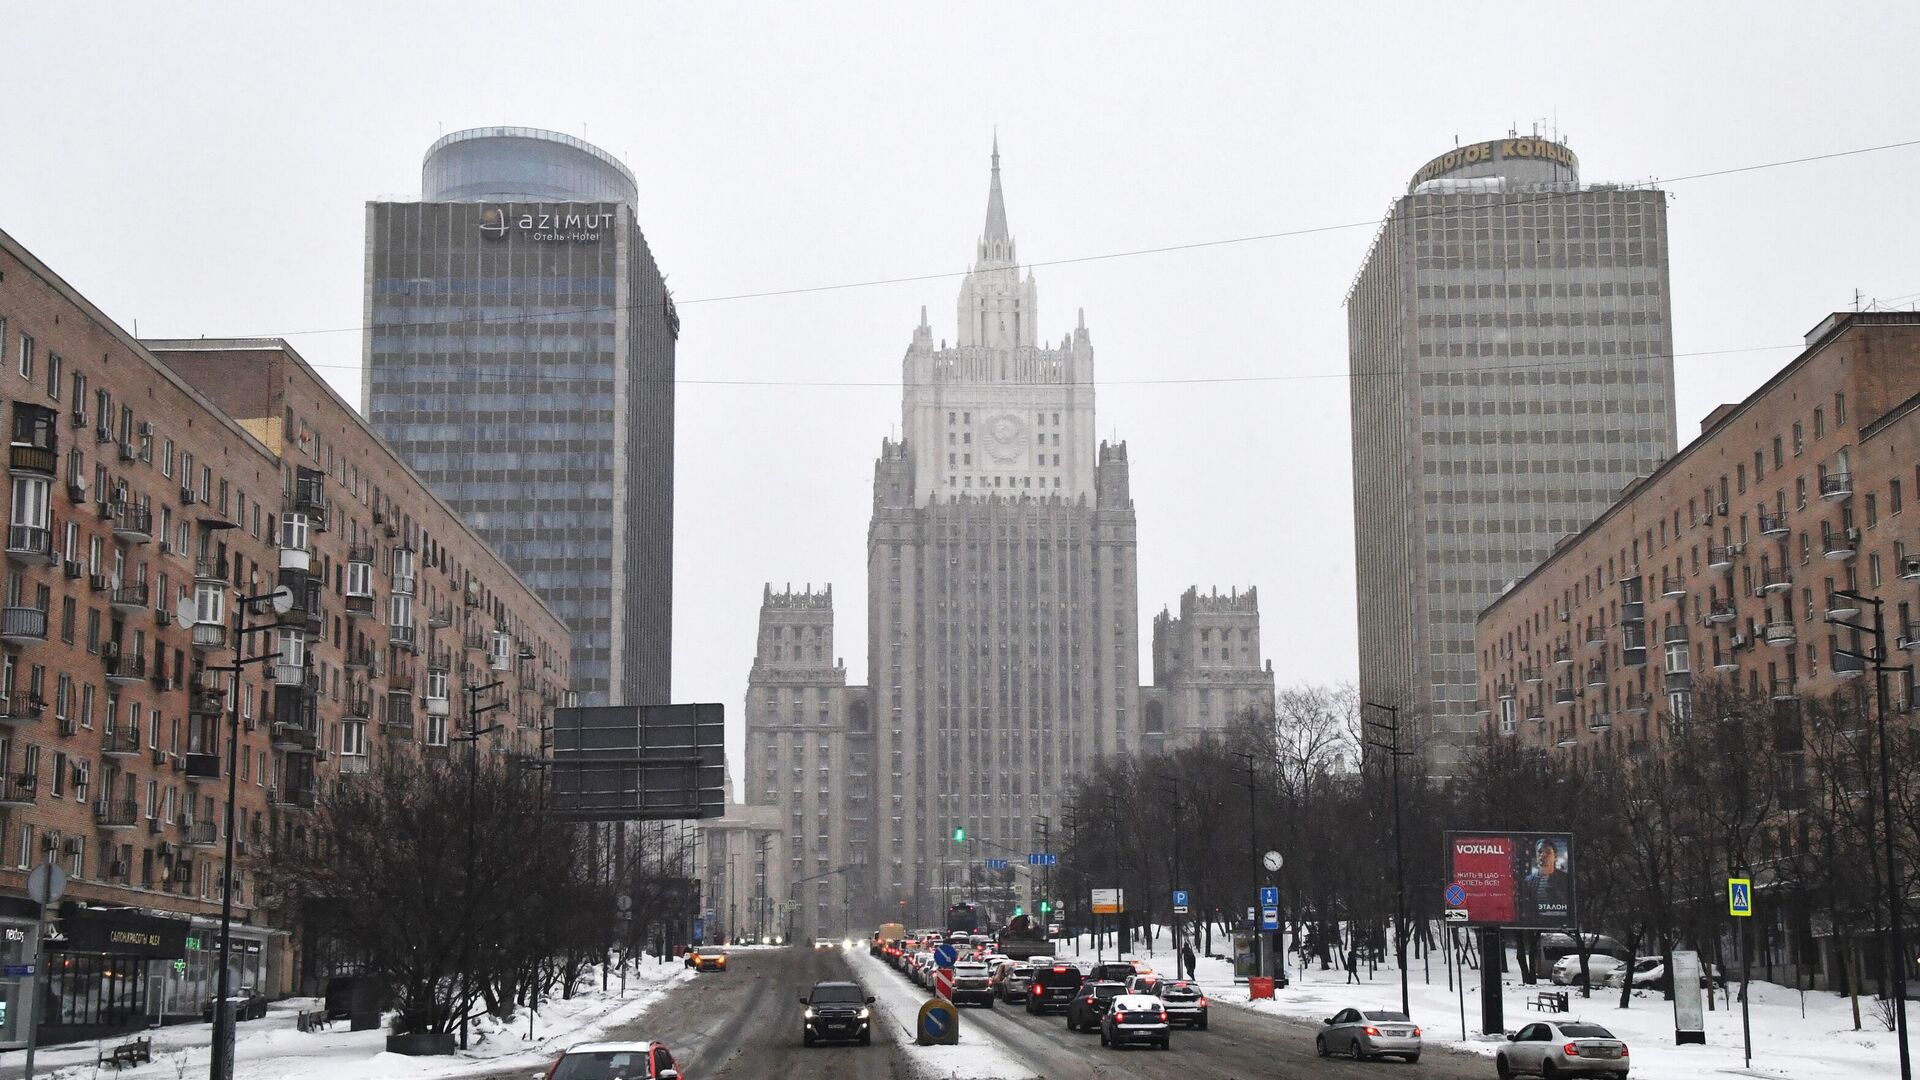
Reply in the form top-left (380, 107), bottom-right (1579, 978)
top-left (1039, 900), bottom-right (1051, 914)
top-left (952, 827), bottom-right (966, 843)
top-left (1013, 905), bottom-right (1024, 917)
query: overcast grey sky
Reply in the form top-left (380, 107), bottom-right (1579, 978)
top-left (6, 2), bottom-right (1918, 775)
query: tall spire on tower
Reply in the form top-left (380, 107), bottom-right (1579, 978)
top-left (983, 133), bottom-right (1010, 244)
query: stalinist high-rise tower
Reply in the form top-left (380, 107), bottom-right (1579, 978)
top-left (863, 141), bottom-right (1140, 920)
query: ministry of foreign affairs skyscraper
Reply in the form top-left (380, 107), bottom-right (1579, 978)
top-left (868, 141), bottom-right (1139, 918)
top-left (363, 127), bottom-right (675, 707)
top-left (1348, 135), bottom-right (1678, 776)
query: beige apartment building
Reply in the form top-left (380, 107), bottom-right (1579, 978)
top-left (0, 226), bottom-right (569, 1044)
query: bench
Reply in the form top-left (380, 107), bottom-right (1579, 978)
top-left (1528, 990), bottom-right (1569, 1013)
top-left (297, 1008), bottom-right (334, 1033)
top-left (98, 1035), bottom-right (152, 1069)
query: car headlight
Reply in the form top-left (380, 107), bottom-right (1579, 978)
top-left (804, 1007), bottom-right (815, 1019)
top-left (858, 1007), bottom-right (871, 1019)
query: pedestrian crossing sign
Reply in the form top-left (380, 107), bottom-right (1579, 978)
top-left (1728, 877), bottom-right (1753, 917)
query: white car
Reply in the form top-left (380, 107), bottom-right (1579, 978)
top-left (1551, 954), bottom-right (1625, 986)
top-left (1496, 1021), bottom-right (1628, 1078)
top-left (1101, 993), bottom-right (1171, 1050)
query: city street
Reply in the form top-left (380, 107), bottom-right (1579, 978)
top-left (482, 946), bottom-right (1491, 1079)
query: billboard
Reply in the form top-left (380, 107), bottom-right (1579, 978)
top-left (549, 703), bottom-right (726, 820)
top-left (1445, 831), bottom-right (1575, 929)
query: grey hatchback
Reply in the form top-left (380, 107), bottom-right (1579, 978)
top-left (1315, 1007), bottom-right (1422, 1062)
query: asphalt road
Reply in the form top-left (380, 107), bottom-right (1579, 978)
top-left (486, 945), bottom-right (1497, 1080)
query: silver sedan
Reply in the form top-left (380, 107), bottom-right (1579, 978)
top-left (1496, 1020), bottom-right (1629, 1078)
top-left (1316, 1007), bottom-right (1423, 1062)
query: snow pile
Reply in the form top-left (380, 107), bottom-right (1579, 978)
top-left (847, 949), bottom-right (1038, 1080)
top-left (1, 961), bottom-right (697, 1080)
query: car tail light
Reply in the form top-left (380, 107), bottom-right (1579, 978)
top-left (1412, 1027), bottom-right (1422, 1037)
top-left (1054, 965), bottom-right (1069, 973)
top-left (1085, 996), bottom-right (1095, 1004)
top-left (1159, 1011), bottom-right (1169, 1022)
top-left (1114, 1011), bottom-right (1129, 1023)
top-left (1620, 1045), bottom-right (1630, 1057)
top-left (1197, 997), bottom-right (1208, 1006)
top-left (1364, 1026), bottom-right (1381, 1036)
top-left (1564, 1042), bottom-right (1581, 1056)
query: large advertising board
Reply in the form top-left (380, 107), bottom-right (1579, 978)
top-left (550, 703), bottom-right (726, 820)
top-left (1445, 831), bottom-right (1576, 929)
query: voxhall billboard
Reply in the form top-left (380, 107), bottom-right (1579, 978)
top-left (1445, 831), bottom-right (1575, 929)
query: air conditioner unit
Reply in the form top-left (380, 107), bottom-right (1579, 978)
top-left (1903, 556), bottom-right (1920, 580)
top-left (234, 839), bottom-right (250, 856)
top-left (139, 421), bottom-right (154, 437)
top-left (180, 485), bottom-right (196, 505)
top-left (62, 837), bottom-right (83, 855)
top-left (159, 540), bottom-right (173, 555)
top-left (147, 818), bottom-right (163, 834)
top-left (58, 717), bottom-right (77, 736)
top-left (1715, 501), bottom-right (1729, 516)
top-left (152, 747), bottom-right (169, 766)
top-left (159, 841), bottom-right (176, 858)
top-left (1728, 542), bottom-right (1746, 555)
top-left (70, 410), bottom-right (88, 429)
top-left (110, 860), bottom-right (129, 878)
top-left (63, 560), bottom-right (83, 579)
top-left (1731, 633), bottom-right (1748, 648)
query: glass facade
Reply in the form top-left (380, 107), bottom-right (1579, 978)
top-left (366, 129), bottom-right (675, 706)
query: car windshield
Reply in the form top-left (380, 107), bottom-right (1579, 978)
top-left (810, 985), bottom-right (864, 1004)
top-left (1561, 1024), bottom-right (1615, 1039)
top-left (553, 1051), bottom-right (650, 1080)
top-left (1364, 1011), bottom-right (1411, 1022)
top-left (1010, 967), bottom-right (1032, 977)
top-left (1092, 983), bottom-right (1123, 999)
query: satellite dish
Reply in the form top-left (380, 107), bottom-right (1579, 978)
top-left (268, 585), bottom-right (295, 615)
top-left (174, 597), bottom-right (198, 630)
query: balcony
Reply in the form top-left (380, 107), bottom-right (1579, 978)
top-left (428, 606), bottom-right (452, 629)
top-left (270, 785), bottom-right (317, 811)
top-left (0, 773), bottom-right (35, 805)
top-left (107, 502), bottom-right (153, 543)
top-left (343, 693), bottom-right (372, 721)
top-left (288, 475), bottom-right (327, 524)
top-left (1770, 675), bottom-right (1799, 700)
top-left (1553, 685), bottom-right (1577, 705)
top-left (1904, 556), bottom-right (1920, 583)
top-left (1587, 713), bottom-right (1613, 732)
top-left (1901, 620), bottom-right (1920, 652)
top-left (271, 720), bottom-right (317, 751)
top-left (184, 819), bottom-right (219, 846)
top-left (5, 523), bottom-right (54, 564)
top-left (1625, 691), bottom-right (1653, 715)
top-left (424, 695), bottom-right (450, 717)
top-left (1708, 543), bottom-right (1738, 571)
top-left (1833, 649), bottom-right (1868, 680)
top-left (0, 694), bottom-right (46, 724)
top-left (1826, 591), bottom-right (1860, 620)
top-left (389, 624), bottom-right (417, 652)
top-left (93, 798), bottom-right (139, 829)
top-left (1552, 644), bottom-right (1573, 667)
top-left (109, 583), bottom-right (149, 612)
top-left (279, 545), bottom-right (313, 573)
top-left (1819, 472), bottom-right (1853, 501)
top-left (194, 556), bottom-right (230, 583)
top-left (102, 647), bottom-right (147, 685)
top-left (188, 686), bottom-right (226, 717)
top-left (1713, 649), bottom-right (1740, 672)
top-left (1822, 529), bottom-right (1858, 560)
top-left (427, 650), bottom-right (452, 673)
top-left (1663, 667), bottom-right (1694, 691)
top-left (385, 702), bottom-right (415, 739)
top-left (192, 622), bottom-right (228, 652)
top-left (339, 754), bottom-right (371, 777)
top-left (1584, 623), bottom-right (1609, 647)
top-left (346, 643), bottom-right (377, 670)
top-left (0, 604), bottom-right (49, 648)
top-left (103, 722), bottom-right (143, 755)
top-left (1585, 662), bottom-right (1609, 688)
top-left (1497, 717), bottom-right (1517, 736)
top-left (1758, 567), bottom-right (1793, 594)
top-left (1706, 598), bottom-right (1738, 625)
top-left (1759, 512), bottom-right (1790, 538)
top-left (1764, 621), bottom-right (1796, 647)
top-left (9, 440), bottom-right (57, 474)
top-left (1661, 574), bottom-right (1687, 599)
top-left (462, 630), bottom-right (487, 653)
top-left (1525, 703), bottom-right (1545, 723)
top-left (1664, 624), bottom-right (1690, 646)
top-left (347, 542), bottom-right (376, 564)
top-left (345, 593), bottom-right (376, 619)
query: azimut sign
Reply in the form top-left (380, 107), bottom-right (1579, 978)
top-left (478, 205), bottom-right (615, 243)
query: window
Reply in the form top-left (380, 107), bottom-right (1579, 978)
top-left (1772, 436), bottom-right (1783, 469)
top-left (17, 332), bottom-right (33, 380)
top-left (1814, 407), bottom-right (1825, 439)
top-left (1835, 392), bottom-right (1847, 426)
top-left (46, 353), bottom-right (62, 401)
top-left (341, 719), bottom-right (367, 758)
top-left (1893, 479), bottom-right (1904, 515)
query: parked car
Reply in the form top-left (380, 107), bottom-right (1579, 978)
top-left (1315, 1007), bottom-right (1422, 1063)
top-left (1157, 978), bottom-right (1208, 1029)
top-left (1100, 993), bottom-right (1171, 1050)
top-left (535, 1040), bottom-right (685, 1079)
top-left (1066, 980), bottom-right (1127, 1033)
top-left (1496, 1020), bottom-right (1629, 1078)
top-left (800, 980), bottom-right (875, 1047)
top-left (202, 986), bottom-right (268, 1022)
top-left (995, 964), bottom-right (1035, 1002)
top-left (1025, 962), bottom-right (1083, 1014)
top-left (1550, 953), bottom-right (1625, 987)
top-left (1602, 956), bottom-right (1724, 991)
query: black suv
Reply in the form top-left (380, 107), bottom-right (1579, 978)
top-left (1066, 980), bottom-right (1127, 1032)
top-left (800, 980), bottom-right (874, 1046)
top-left (1025, 962), bottom-right (1084, 1015)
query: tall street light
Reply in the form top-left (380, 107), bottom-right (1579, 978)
top-left (1828, 589), bottom-right (1911, 1080)
top-left (184, 577), bottom-right (293, 1080)
top-left (1364, 701), bottom-right (1411, 1018)
top-left (455, 679), bottom-right (505, 1051)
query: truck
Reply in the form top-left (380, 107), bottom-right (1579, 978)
top-left (994, 913), bottom-right (1052, 961)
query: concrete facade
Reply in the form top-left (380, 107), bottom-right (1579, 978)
top-left (363, 127), bottom-right (675, 708)
top-left (1146, 586), bottom-right (1276, 745)
top-left (1348, 137), bottom-right (1679, 776)
top-left (0, 227), bottom-right (568, 1042)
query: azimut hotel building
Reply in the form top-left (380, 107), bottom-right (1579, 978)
top-left (364, 127), bottom-right (676, 707)
top-left (1348, 136), bottom-right (1679, 775)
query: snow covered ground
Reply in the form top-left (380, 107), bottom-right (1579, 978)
top-left (0, 960), bottom-right (696, 1080)
top-left (847, 949), bottom-right (1038, 1080)
top-left (1052, 926), bottom-right (1905, 1080)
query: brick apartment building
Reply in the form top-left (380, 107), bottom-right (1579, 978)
top-left (1475, 311), bottom-right (1920, 988)
top-left (0, 226), bottom-right (569, 1045)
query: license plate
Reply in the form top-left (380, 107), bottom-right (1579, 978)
top-left (1385, 1028), bottom-right (1410, 1037)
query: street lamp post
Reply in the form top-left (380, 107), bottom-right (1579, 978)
top-left (1829, 590), bottom-right (1912, 1080)
top-left (1364, 701), bottom-right (1412, 1018)
top-left (202, 582), bottom-right (293, 1080)
top-left (455, 680), bottom-right (505, 1051)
